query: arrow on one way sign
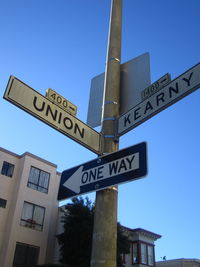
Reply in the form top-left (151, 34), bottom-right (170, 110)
top-left (58, 142), bottom-right (147, 200)
top-left (63, 153), bottom-right (139, 193)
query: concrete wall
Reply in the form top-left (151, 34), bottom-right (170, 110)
top-left (0, 147), bottom-right (60, 267)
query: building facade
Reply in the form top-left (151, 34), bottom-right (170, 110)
top-left (122, 227), bottom-right (161, 267)
top-left (156, 259), bottom-right (200, 267)
top-left (0, 147), bottom-right (61, 267)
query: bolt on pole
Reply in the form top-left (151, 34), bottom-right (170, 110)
top-left (90, 0), bottom-right (122, 267)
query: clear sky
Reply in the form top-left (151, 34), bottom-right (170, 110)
top-left (0, 0), bottom-right (200, 262)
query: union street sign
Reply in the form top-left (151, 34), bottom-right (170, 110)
top-left (58, 142), bottom-right (147, 200)
top-left (118, 63), bottom-right (200, 136)
top-left (4, 76), bottom-right (101, 154)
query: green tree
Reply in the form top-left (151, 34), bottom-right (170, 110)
top-left (57, 197), bottom-right (94, 267)
top-left (57, 197), bottom-right (130, 267)
top-left (117, 223), bottom-right (130, 267)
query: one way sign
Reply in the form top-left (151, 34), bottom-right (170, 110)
top-left (58, 142), bottom-right (147, 200)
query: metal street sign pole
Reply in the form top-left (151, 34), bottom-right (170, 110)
top-left (87, 52), bottom-right (151, 128)
top-left (90, 0), bottom-right (122, 267)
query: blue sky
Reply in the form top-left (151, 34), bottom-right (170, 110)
top-left (0, 0), bottom-right (200, 261)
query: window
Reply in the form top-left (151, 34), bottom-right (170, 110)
top-left (132, 241), bottom-right (155, 266)
top-left (1, 161), bottom-right (14, 177)
top-left (20, 202), bottom-right (45, 231)
top-left (27, 166), bottom-right (50, 193)
top-left (141, 243), bottom-right (147, 264)
top-left (13, 242), bottom-right (39, 267)
top-left (0, 198), bottom-right (7, 208)
top-left (148, 245), bottom-right (154, 266)
top-left (132, 242), bottom-right (139, 264)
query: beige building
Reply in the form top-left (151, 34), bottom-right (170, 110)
top-left (156, 259), bottom-right (200, 267)
top-left (1, 147), bottom-right (199, 267)
top-left (0, 147), bottom-right (61, 267)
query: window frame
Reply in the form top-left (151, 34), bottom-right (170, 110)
top-left (147, 244), bottom-right (154, 266)
top-left (1, 161), bottom-right (14, 177)
top-left (132, 241), bottom-right (139, 264)
top-left (132, 241), bottom-right (155, 266)
top-left (0, 198), bottom-right (7, 208)
top-left (13, 242), bottom-right (40, 267)
top-left (27, 166), bottom-right (50, 194)
top-left (20, 201), bottom-right (45, 231)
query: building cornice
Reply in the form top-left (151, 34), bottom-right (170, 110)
top-left (0, 146), bottom-right (60, 172)
top-left (122, 226), bottom-right (161, 240)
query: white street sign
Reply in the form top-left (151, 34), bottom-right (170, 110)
top-left (118, 63), bottom-right (200, 136)
top-left (4, 76), bottom-right (101, 154)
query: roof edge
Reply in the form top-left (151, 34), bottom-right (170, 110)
top-left (156, 258), bottom-right (200, 264)
top-left (0, 146), bottom-right (59, 170)
top-left (123, 226), bottom-right (162, 240)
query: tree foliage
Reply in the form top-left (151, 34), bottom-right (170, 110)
top-left (117, 223), bottom-right (130, 267)
top-left (57, 197), bottom-right (94, 267)
top-left (57, 197), bottom-right (130, 267)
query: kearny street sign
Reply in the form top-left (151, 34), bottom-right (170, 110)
top-left (4, 76), bottom-right (101, 154)
top-left (58, 142), bottom-right (147, 200)
top-left (118, 63), bottom-right (200, 136)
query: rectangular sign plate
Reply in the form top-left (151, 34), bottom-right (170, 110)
top-left (58, 142), bottom-right (147, 200)
top-left (141, 73), bottom-right (171, 101)
top-left (87, 53), bottom-right (151, 127)
top-left (46, 88), bottom-right (77, 116)
top-left (118, 63), bottom-right (200, 136)
top-left (4, 76), bottom-right (101, 154)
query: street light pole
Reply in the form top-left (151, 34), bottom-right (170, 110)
top-left (90, 0), bottom-right (122, 267)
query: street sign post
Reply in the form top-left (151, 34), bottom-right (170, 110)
top-left (118, 63), bottom-right (200, 136)
top-left (4, 76), bottom-right (101, 154)
top-left (58, 142), bottom-right (147, 200)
